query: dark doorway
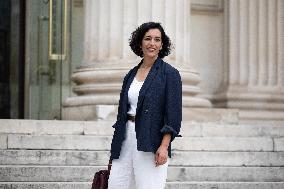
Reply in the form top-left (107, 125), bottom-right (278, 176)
top-left (0, 0), bottom-right (25, 118)
top-left (0, 0), bottom-right (11, 118)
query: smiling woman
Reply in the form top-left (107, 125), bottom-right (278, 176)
top-left (129, 22), bottom-right (171, 59)
top-left (135, 28), bottom-right (163, 82)
top-left (140, 29), bottom-right (163, 60)
top-left (108, 22), bottom-right (182, 189)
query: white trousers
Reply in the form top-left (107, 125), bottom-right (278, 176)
top-left (108, 120), bottom-right (168, 189)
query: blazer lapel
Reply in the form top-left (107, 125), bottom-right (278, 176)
top-left (121, 61), bottom-right (142, 113)
top-left (136, 58), bottom-right (162, 111)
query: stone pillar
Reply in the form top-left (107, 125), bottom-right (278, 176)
top-left (63, 0), bottom-right (211, 121)
top-left (214, 0), bottom-right (284, 120)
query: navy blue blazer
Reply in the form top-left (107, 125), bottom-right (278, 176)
top-left (110, 58), bottom-right (182, 160)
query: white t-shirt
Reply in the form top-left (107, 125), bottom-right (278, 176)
top-left (127, 77), bottom-right (144, 116)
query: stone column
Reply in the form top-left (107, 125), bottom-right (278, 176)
top-left (214, 0), bottom-right (284, 120)
top-left (63, 0), bottom-right (211, 120)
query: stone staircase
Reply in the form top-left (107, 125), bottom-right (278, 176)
top-left (0, 113), bottom-right (284, 189)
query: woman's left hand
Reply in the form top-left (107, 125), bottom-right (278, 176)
top-left (155, 145), bottom-right (168, 167)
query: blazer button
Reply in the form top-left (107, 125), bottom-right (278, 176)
top-left (144, 109), bottom-right (149, 114)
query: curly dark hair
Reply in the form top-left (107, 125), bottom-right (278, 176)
top-left (129, 22), bottom-right (171, 58)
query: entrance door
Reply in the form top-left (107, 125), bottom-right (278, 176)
top-left (26, 0), bottom-right (70, 119)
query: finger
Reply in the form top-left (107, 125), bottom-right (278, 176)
top-left (155, 156), bottom-right (159, 164)
top-left (157, 155), bottom-right (163, 164)
top-left (155, 160), bottom-right (160, 167)
top-left (156, 158), bottom-right (164, 166)
top-left (155, 151), bottom-right (159, 160)
top-left (155, 152), bottom-right (159, 167)
top-left (158, 154), bottom-right (165, 162)
top-left (158, 157), bottom-right (166, 166)
top-left (160, 156), bottom-right (168, 164)
top-left (158, 160), bottom-right (166, 166)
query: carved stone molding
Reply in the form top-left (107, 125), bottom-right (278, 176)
top-left (191, 0), bottom-right (223, 14)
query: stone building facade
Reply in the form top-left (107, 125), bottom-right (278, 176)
top-left (0, 0), bottom-right (283, 120)
top-left (0, 1), bottom-right (284, 188)
top-left (63, 0), bottom-right (284, 122)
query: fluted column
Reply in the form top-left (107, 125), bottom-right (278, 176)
top-left (63, 0), bottom-right (211, 120)
top-left (214, 0), bottom-right (284, 120)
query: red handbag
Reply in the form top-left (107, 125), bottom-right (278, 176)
top-left (91, 160), bottom-right (112, 189)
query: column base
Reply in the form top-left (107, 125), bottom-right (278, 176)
top-left (63, 103), bottom-right (238, 123)
top-left (211, 87), bottom-right (284, 121)
top-left (63, 60), bottom-right (212, 121)
top-left (62, 104), bottom-right (117, 121)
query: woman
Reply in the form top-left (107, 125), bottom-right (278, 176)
top-left (108, 22), bottom-right (182, 189)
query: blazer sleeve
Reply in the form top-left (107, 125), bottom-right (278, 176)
top-left (160, 68), bottom-right (182, 141)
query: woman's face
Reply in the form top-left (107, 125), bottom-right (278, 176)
top-left (141, 28), bottom-right (163, 59)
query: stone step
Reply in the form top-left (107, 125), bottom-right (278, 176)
top-left (0, 182), bottom-right (284, 189)
top-left (5, 134), bottom-right (280, 151)
top-left (168, 167), bottom-right (284, 182)
top-left (1, 150), bottom-right (284, 167)
top-left (182, 108), bottom-right (239, 123)
top-left (170, 151), bottom-right (284, 167)
top-left (0, 119), bottom-right (112, 136)
top-left (174, 136), bottom-right (275, 151)
top-left (187, 123), bottom-right (284, 137)
top-left (0, 135), bottom-right (6, 149)
top-left (0, 166), bottom-right (283, 182)
top-left (1, 119), bottom-right (284, 137)
top-left (166, 182), bottom-right (284, 189)
top-left (240, 120), bottom-right (284, 127)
